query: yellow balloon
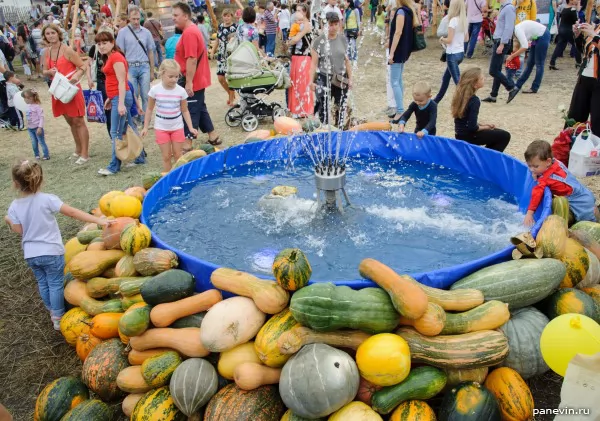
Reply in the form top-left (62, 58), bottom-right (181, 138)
top-left (540, 314), bottom-right (600, 376)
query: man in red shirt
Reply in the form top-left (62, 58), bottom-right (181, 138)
top-left (172, 1), bottom-right (221, 148)
top-left (100, 0), bottom-right (112, 18)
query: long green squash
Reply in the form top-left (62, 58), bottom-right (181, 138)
top-left (86, 276), bottom-right (148, 298)
top-left (396, 327), bottom-right (509, 369)
top-left (290, 283), bottom-right (399, 333)
top-left (441, 301), bottom-right (510, 335)
top-left (450, 259), bottom-right (566, 309)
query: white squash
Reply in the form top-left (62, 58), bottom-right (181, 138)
top-left (577, 248), bottom-right (600, 289)
top-left (200, 297), bottom-right (266, 352)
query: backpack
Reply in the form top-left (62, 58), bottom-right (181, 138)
top-left (0, 36), bottom-right (15, 62)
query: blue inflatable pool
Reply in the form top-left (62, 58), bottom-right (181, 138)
top-left (141, 131), bottom-right (552, 292)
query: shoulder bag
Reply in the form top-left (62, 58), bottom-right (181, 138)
top-left (127, 25), bottom-right (149, 59)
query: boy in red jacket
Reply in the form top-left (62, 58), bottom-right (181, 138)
top-left (524, 140), bottom-right (598, 227)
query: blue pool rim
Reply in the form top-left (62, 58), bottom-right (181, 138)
top-left (141, 131), bottom-right (552, 292)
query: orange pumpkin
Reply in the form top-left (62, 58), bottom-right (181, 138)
top-left (102, 217), bottom-right (136, 250)
top-left (76, 333), bottom-right (103, 362)
top-left (89, 313), bottom-right (123, 339)
top-left (274, 116), bottom-right (302, 135)
top-left (124, 186), bottom-right (147, 203)
top-left (484, 367), bottom-right (534, 421)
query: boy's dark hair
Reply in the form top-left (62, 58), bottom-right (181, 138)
top-left (524, 140), bottom-right (553, 162)
top-left (147, 11), bottom-right (153, 17)
top-left (197, 14), bottom-right (205, 23)
top-left (242, 6), bottom-right (256, 23)
top-left (3, 70), bottom-right (15, 81)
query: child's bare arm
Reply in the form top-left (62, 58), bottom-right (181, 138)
top-left (59, 205), bottom-right (108, 227)
top-left (4, 216), bottom-right (23, 235)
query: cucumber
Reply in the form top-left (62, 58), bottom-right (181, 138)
top-left (371, 366), bottom-right (447, 414)
top-left (76, 229), bottom-right (103, 245)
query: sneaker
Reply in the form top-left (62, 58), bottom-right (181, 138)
top-left (385, 107), bottom-right (396, 117)
top-left (125, 162), bottom-right (139, 168)
top-left (74, 157), bottom-right (89, 165)
top-left (506, 88), bottom-right (520, 104)
top-left (51, 316), bottom-right (61, 331)
top-left (42, 156), bottom-right (50, 160)
top-left (482, 96), bottom-right (497, 103)
top-left (98, 168), bottom-right (116, 176)
top-left (35, 156), bottom-right (40, 160)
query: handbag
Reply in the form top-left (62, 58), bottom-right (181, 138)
top-left (330, 73), bottom-right (350, 89)
top-left (116, 125), bottom-right (144, 162)
top-left (90, 46), bottom-right (98, 83)
top-left (83, 89), bottom-right (106, 123)
top-left (346, 28), bottom-right (359, 38)
top-left (412, 26), bottom-right (427, 52)
top-left (550, 17), bottom-right (558, 35)
top-left (437, 15), bottom-right (449, 37)
top-left (49, 69), bottom-right (80, 103)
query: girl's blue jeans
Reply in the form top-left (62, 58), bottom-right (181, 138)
top-left (26, 254), bottom-right (65, 318)
top-left (390, 62), bottom-right (405, 114)
top-left (107, 90), bottom-right (145, 173)
top-left (434, 52), bottom-right (463, 103)
top-left (346, 32), bottom-right (358, 62)
top-left (28, 128), bottom-right (49, 158)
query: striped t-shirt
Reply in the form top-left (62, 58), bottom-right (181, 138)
top-left (148, 83), bottom-right (188, 131)
top-left (263, 9), bottom-right (278, 35)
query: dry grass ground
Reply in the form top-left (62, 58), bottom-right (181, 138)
top-left (0, 24), bottom-right (585, 419)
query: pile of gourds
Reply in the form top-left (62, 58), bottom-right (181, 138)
top-left (35, 184), bottom-right (600, 420)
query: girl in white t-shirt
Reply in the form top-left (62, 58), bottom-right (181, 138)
top-left (142, 60), bottom-right (198, 172)
top-left (433, 0), bottom-right (468, 103)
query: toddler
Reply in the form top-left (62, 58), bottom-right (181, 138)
top-left (22, 89), bottom-right (50, 160)
top-left (5, 160), bottom-right (108, 330)
top-left (505, 38), bottom-right (521, 82)
top-left (142, 59), bottom-right (198, 172)
top-left (4, 71), bottom-right (24, 130)
top-left (524, 140), bottom-right (598, 227)
top-left (397, 82), bottom-right (438, 138)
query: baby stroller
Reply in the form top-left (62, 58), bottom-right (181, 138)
top-left (225, 42), bottom-right (290, 132)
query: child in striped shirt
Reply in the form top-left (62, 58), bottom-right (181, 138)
top-left (141, 59), bottom-right (197, 172)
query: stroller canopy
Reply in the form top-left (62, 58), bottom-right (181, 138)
top-left (226, 41), bottom-right (290, 90)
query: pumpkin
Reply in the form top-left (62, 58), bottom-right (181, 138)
top-left (140, 269), bottom-right (195, 306)
top-left (218, 342), bottom-right (262, 380)
top-left (560, 237), bottom-right (590, 288)
top-left (82, 338), bottom-right (129, 402)
top-left (254, 308), bottom-right (301, 368)
top-left (124, 186), bottom-right (147, 203)
top-left (133, 248), bottom-right (179, 276)
top-left (350, 121), bottom-right (393, 131)
top-left (116, 366), bottom-right (153, 394)
top-left (272, 248), bottom-right (312, 291)
top-left (130, 327), bottom-right (209, 358)
top-left (403, 276), bottom-right (484, 311)
top-left (204, 384), bottom-right (286, 421)
top-left (200, 296), bottom-right (266, 352)
top-left (234, 363), bottom-right (281, 391)
top-left (281, 410), bottom-right (325, 420)
top-left (173, 149), bottom-right (207, 169)
top-left (535, 215), bottom-right (568, 258)
top-left (279, 344), bottom-right (360, 419)
top-left (356, 377), bottom-right (382, 406)
top-left (60, 307), bottom-right (92, 346)
top-left (170, 358), bottom-right (219, 417)
top-left (398, 302), bottom-right (446, 336)
top-left (211, 268), bottom-right (289, 314)
top-left (438, 382), bottom-right (501, 421)
top-left (128, 348), bottom-right (176, 365)
top-left (150, 289), bottom-right (222, 328)
top-left (102, 267), bottom-right (117, 278)
top-left (119, 327), bottom-right (130, 345)
top-left (274, 116), bottom-right (302, 135)
top-left (545, 288), bottom-right (599, 321)
top-left (582, 285), bottom-right (600, 310)
top-left (64, 280), bottom-right (123, 316)
top-left (244, 129), bottom-right (273, 141)
top-left (484, 367), bottom-right (534, 421)
top-left (121, 293), bottom-right (145, 310)
top-left (85, 276), bottom-right (127, 298)
top-left (34, 376), bottom-right (89, 421)
top-left (131, 386), bottom-right (185, 421)
top-left (67, 249), bottom-right (125, 279)
top-left (76, 333), bottom-right (103, 362)
top-left (114, 255), bottom-right (138, 277)
top-left (142, 171), bottom-right (162, 190)
top-left (578, 249), bottom-right (600, 289)
top-left (441, 300), bottom-right (510, 335)
top-left (119, 302), bottom-right (151, 337)
top-left (77, 229), bottom-right (102, 245)
top-left (122, 393), bottom-right (145, 418)
top-left (278, 326), bottom-right (370, 355)
top-left (499, 307), bottom-right (550, 379)
top-left (88, 312), bottom-right (122, 339)
top-left (60, 399), bottom-right (111, 420)
top-left (571, 221), bottom-right (600, 244)
top-left (120, 221), bottom-right (152, 255)
top-left (99, 190), bottom-right (125, 216)
top-left (86, 241), bottom-right (106, 251)
top-left (328, 401), bottom-right (383, 420)
top-left (358, 259), bottom-right (428, 320)
top-left (170, 312), bottom-right (206, 328)
top-left (141, 350), bottom-right (182, 387)
top-left (101, 217), bottom-right (136, 250)
top-left (389, 400), bottom-right (437, 421)
top-left (444, 367), bottom-right (489, 389)
top-left (109, 195), bottom-right (142, 218)
top-left (355, 333), bottom-right (411, 387)
top-left (64, 237), bottom-right (88, 265)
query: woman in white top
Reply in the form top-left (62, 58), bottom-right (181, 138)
top-left (279, 4), bottom-right (291, 42)
top-left (433, 0), bottom-right (468, 103)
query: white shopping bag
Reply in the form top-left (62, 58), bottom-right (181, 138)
top-left (554, 353), bottom-right (600, 421)
top-left (437, 15), bottom-right (449, 38)
top-left (568, 128), bottom-right (600, 177)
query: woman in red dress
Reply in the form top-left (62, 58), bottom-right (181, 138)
top-left (286, 4), bottom-right (314, 118)
top-left (41, 24), bottom-right (90, 165)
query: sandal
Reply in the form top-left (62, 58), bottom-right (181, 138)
top-left (208, 137), bottom-right (223, 146)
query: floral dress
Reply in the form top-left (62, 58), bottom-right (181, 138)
top-left (216, 22), bottom-right (237, 76)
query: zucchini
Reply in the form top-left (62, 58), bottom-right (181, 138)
top-left (371, 366), bottom-right (447, 414)
top-left (76, 229), bottom-right (103, 245)
top-left (140, 269), bottom-right (195, 306)
top-left (169, 312), bottom-right (206, 328)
